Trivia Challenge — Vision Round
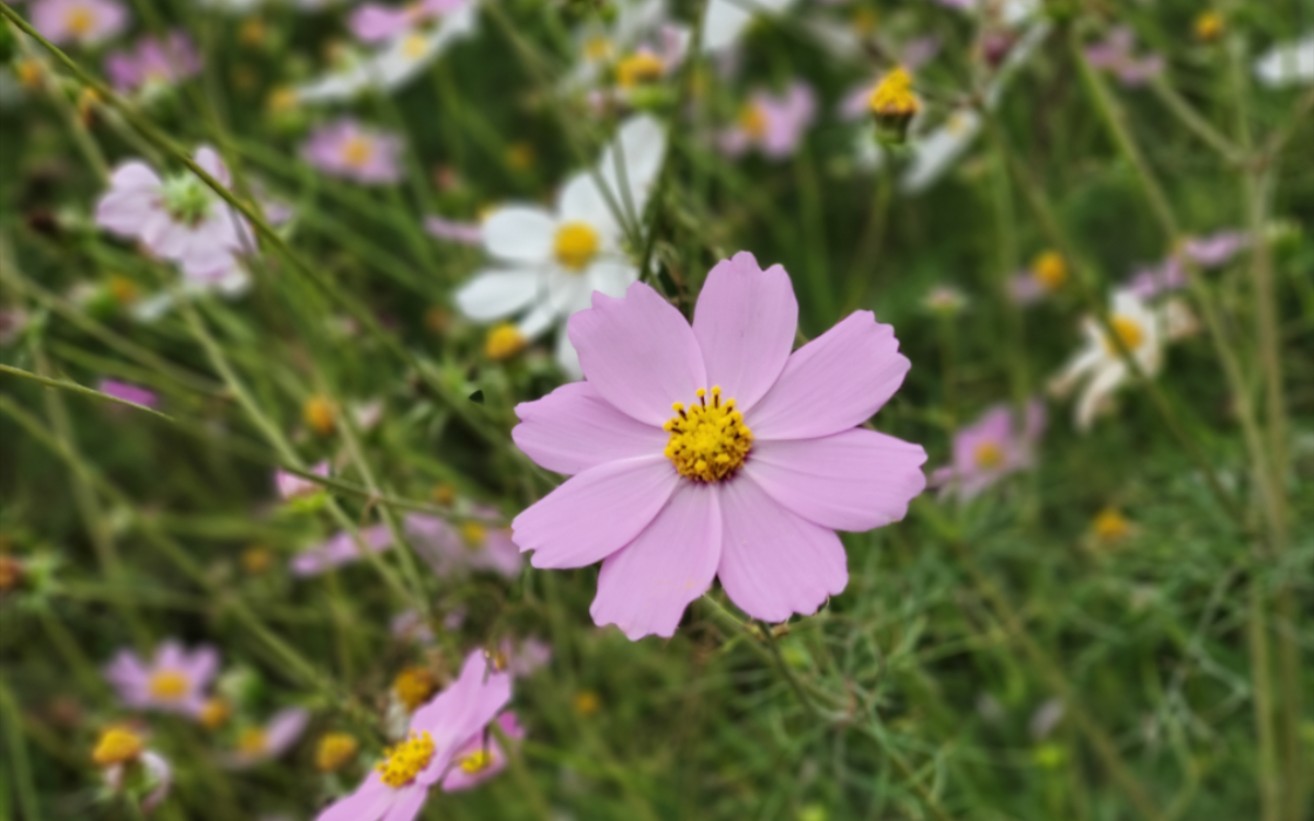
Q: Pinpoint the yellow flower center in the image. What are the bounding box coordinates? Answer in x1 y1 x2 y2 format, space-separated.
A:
973 441 1005 470
315 732 359 772
92 727 144 768
237 727 267 756
376 731 436 788
1105 315 1145 354
484 323 526 360
148 669 189 701
459 748 494 774
572 690 601 717
1194 11 1223 42
663 387 753 483
584 36 613 63
340 135 374 169
869 66 919 118
738 103 768 140
267 86 297 114
16 59 43 89
393 666 438 713
1092 508 1131 543
402 32 429 60
553 221 601 271
459 521 487 550
616 52 665 89
65 6 96 37
505 142 535 171
303 396 336 436
1031 251 1067 291
199 697 231 730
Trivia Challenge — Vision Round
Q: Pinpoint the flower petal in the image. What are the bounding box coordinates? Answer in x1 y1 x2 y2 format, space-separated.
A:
717 477 847 623
748 311 909 440
591 483 722 639
381 788 427 821
482 206 556 263
454 268 542 321
566 283 707 426
692 251 797 411
513 382 667 475
315 775 393 821
744 429 926 532
512 455 678 569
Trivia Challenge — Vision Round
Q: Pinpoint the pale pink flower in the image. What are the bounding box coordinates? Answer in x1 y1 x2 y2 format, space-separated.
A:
301 119 404 185
104 641 220 718
1085 27 1163 87
275 461 330 500
929 401 1045 501
407 511 522 579
225 708 311 769
349 0 467 43
438 713 523 792
31 0 128 46
104 30 200 95
315 650 513 821
511 252 927 638
290 524 393 577
719 83 817 159
98 379 159 408
499 638 551 677
424 215 482 246
1125 230 1248 299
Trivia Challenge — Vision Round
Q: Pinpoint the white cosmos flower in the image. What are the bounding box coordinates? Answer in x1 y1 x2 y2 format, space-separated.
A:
1049 289 1176 430
1254 33 1314 88
295 4 479 103
701 0 796 53
564 0 670 90
454 115 667 374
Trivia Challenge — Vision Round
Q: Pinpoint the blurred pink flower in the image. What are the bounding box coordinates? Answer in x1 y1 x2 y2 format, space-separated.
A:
104 749 172 813
423 215 483 246
511 251 926 638
226 709 311 769
31 0 128 46
407 511 522 579
499 638 551 677
315 650 513 821
275 461 329 500
929 401 1045 501
104 30 200 95
104 640 220 718
349 0 468 43
1125 230 1248 298
439 713 523 792
290 524 393 577
98 378 159 408
719 83 816 159
1085 27 1163 87
301 120 404 185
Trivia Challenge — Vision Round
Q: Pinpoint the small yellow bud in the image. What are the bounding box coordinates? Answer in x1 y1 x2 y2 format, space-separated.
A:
1194 11 1224 43
303 396 336 436
572 689 601 717
92 726 144 768
315 732 359 773
484 324 526 361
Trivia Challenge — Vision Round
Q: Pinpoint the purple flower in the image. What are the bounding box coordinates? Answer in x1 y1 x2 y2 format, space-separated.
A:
103 640 220 718
406 512 522 579
719 83 816 159
1085 27 1164 87
290 524 394 577
31 0 128 46
301 119 404 185
104 30 200 95
226 708 311 769
1125 230 1248 298
929 401 1045 501
423 215 483 246
275 461 329 500
349 0 468 43
98 378 159 408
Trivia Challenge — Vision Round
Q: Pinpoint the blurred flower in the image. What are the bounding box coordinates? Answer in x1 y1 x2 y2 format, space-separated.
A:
1125 230 1247 298
423 214 482 246
302 119 404 185
289 524 392 577
226 708 310 768
275 461 329 500
440 713 522 792
303 395 336 436
572 690 601 717
719 82 816 159
0 308 30 346
104 30 200 98
407 512 522 578
492 637 551 677
868 67 919 142
929 400 1045 501
94 725 172 813
31 0 128 47
1193 11 1224 44
483 323 525 360
0 554 24 595
701 0 796 53
240 545 274 575
95 146 254 289
562 0 687 100
1009 250 1068 304
314 650 512 821
1254 34 1314 87
104 640 220 718
198 696 231 730
511 251 926 638
315 732 359 773
349 0 462 43
1090 506 1133 545
1029 698 1066 739
1084 27 1164 87
97 378 158 408
393 666 439 713
922 285 969 316
455 114 666 375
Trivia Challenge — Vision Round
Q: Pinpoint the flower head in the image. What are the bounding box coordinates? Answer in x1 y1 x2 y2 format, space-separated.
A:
719 83 816 159
104 641 220 717
32 0 129 46
1085 27 1163 87
226 709 310 769
98 379 159 409
929 401 1045 501
1253 34 1314 88
868 66 919 140
510 252 926 638
302 119 404 185
406 511 523 578
104 30 201 97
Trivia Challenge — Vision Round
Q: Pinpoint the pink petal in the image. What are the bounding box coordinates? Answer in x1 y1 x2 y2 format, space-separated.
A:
411 650 511 759
381 788 428 821
566 283 707 426
512 382 667 476
512 455 678 569
590 483 722 639
747 311 909 440
316 775 395 821
716 477 848 623
691 252 798 411
744 429 926 532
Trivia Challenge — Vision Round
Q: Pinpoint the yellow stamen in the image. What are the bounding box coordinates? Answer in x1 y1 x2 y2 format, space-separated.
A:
616 52 665 89
1031 250 1067 292
1092 508 1131 543
484 323 526 360
393 666 438 713
303 396 336 436
572 690 600 717
1194 11 1224 43
340 135 374 169
237 727 267 757
663 387 753 483
459 521 487 551
868 66 919 118
402 33 428 60
459 748 494 774
973 441 1005 470
148 670 189 701
1105 315 1145 354
65 6 96 37
584 36 613 63
375 731 436 788
92 727 144 768
315 732 359 773
199 697 231 730
737 103 768 140
553 221 601 271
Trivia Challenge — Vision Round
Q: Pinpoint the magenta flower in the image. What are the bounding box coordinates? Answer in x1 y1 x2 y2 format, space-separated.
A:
31 0 128 46
719 83 817 159
226 708 311 769
423 214 483 246
95 146 253 286
105 30 201 96
349 0 467 43
511 252 927 639
104 641 220 718
301 119 405 185
1085 27 1164 87
407 512 522 579
315 650 513 821
275 461 330 500
98 378 159 408
929 401 1045 501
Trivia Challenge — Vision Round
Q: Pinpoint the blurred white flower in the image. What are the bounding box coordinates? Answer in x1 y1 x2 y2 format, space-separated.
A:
701 0 796 53
1254 33 1314 88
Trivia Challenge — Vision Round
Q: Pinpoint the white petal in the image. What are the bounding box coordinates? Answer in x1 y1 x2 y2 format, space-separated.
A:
455 268 543 321
482 206 556 263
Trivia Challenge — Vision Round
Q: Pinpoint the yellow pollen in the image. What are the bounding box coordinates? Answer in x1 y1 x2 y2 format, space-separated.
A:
737 103 768 140
65 6 96 37
92 727 144 768
459 521 487 550
553 221 600 271
402 32 428 60
1105 315 1145 354
973 441 1005 470
315 732 359 772
1092 507 1132 543
340 135 374 169
1194 11 1223 43
616 52 665 89
148 670 189 701
484 323 526 360
375 731 436 788
303 395 336 436
572 690 601 717
459 748 494 774
237 727 268 757
393 666 438 713
1031 250 1067 291
663 386 753 483
199 697 231 730
869 66 919 118
584 36 613 63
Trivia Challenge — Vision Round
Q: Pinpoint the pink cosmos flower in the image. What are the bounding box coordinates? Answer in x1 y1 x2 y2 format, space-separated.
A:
349 0 467 43
1125 230 1248 299
104 30 201 96
929 401 1045 501
1085 27 1164 87
301 119 404 185
98 378 159 408
104 640 220 718
31 0 128 46
510 252 927 639
290 524 393 577
438 713 523 792
498 638 551 677
407 511 522 579
275 461 330 500
315 650 513 821
423 215 483 245
719 83 817 159
226 708 311 769
95 146 254 286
